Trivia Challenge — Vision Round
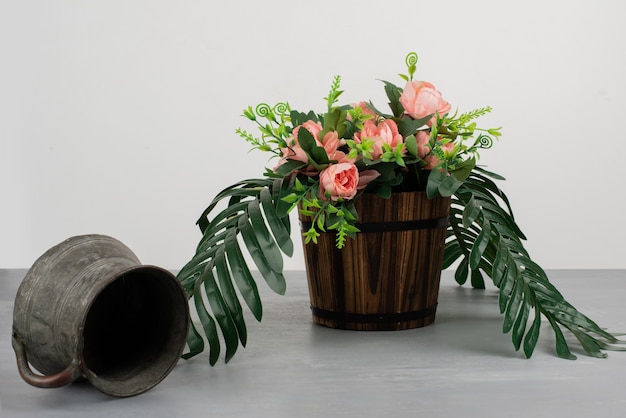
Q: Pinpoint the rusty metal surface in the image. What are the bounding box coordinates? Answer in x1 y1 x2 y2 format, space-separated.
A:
11 235 189 397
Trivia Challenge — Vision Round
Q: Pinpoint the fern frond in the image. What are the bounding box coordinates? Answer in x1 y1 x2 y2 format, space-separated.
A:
176 178 294 365
446 167 623 359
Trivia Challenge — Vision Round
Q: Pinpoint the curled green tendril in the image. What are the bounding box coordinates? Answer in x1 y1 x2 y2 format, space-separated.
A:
273 102 288 114
255 103 271 118
405 52 418 67
477 134 493 149
404 52 419 80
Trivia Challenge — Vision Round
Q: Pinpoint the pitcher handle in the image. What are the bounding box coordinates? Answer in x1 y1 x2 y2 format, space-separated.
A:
12 331 82 388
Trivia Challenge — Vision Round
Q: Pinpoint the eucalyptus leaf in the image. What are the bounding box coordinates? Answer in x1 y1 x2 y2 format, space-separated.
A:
426 169 444 198
404 134 418 157
398 116 433 137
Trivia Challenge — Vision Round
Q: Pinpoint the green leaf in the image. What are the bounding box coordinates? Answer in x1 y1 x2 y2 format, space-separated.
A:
502 282 524 333
274 159 308 177
469 221 491 270
470 268 485 289
375 183 392 199
238 215 286 295
454 257 469 285
398 116 433 137
443 240 463 270
404 134 418 157
298 125 329 167
247 198 283 273
275 177 296 217
567 327 608 358
546 314 577 360
260 188 294 256
225 230 263 321
523 309 541 358
512 292 531 350
214 247 247 348
498 256 517 314
426 169 444 198
201 263 239 363
438 173 464 197
462 196 481 228
491 242 508 287
177 178 296 364
181 319 205 360
290 109 318 126
321 108 348 138
450 157 476 182
192 277 220 365
381 80 403 117
196 179 274 232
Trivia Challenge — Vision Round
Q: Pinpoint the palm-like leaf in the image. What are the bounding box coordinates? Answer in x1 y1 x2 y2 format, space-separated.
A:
445 167 625 359
177 178 294 365
179 170 623 364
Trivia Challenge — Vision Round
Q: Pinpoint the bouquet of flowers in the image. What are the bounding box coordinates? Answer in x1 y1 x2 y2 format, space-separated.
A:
177 53 623 365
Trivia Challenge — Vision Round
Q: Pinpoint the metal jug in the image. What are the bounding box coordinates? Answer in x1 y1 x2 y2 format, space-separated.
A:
12 234 189 397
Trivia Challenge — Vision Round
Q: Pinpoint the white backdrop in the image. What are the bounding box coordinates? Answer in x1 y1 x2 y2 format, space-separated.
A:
1 0 625 270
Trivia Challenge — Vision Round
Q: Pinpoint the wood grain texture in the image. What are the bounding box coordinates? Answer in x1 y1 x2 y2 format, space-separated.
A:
300 192 451 330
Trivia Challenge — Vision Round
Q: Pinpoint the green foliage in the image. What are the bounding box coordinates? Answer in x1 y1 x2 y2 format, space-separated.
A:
399 51 418 81
237 102 292 155
324 75 343 111
177 50 623 365
444 167 625 359
179 170 624 364
381 80 404 118
177 178 294 365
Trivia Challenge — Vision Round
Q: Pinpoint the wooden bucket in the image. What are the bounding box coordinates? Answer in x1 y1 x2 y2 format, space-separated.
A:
300 191 450 331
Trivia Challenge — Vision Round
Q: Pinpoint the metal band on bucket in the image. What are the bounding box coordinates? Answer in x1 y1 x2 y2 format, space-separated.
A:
300 217 448 233
310 304 437 324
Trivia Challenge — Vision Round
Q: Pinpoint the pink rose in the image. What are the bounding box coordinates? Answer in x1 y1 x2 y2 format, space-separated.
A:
415 130 431 159
399 80 451 125
283 120 324 163
441 142 455 158
319 162 360 201
320 131 343 161
353 119 403 160
295 120 323 143
274 120 325 173
422 154 440 170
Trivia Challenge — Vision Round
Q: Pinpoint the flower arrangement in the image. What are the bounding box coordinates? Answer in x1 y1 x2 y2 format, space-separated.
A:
239 52 500 249
177 53 623 365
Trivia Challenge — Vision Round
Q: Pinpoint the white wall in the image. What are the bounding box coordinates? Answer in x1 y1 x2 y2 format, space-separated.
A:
1 0 625 270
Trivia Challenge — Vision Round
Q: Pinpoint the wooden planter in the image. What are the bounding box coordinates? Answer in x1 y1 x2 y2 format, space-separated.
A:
299 191 451 331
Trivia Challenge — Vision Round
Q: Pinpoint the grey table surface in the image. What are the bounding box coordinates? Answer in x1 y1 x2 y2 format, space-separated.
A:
1 268 625 418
